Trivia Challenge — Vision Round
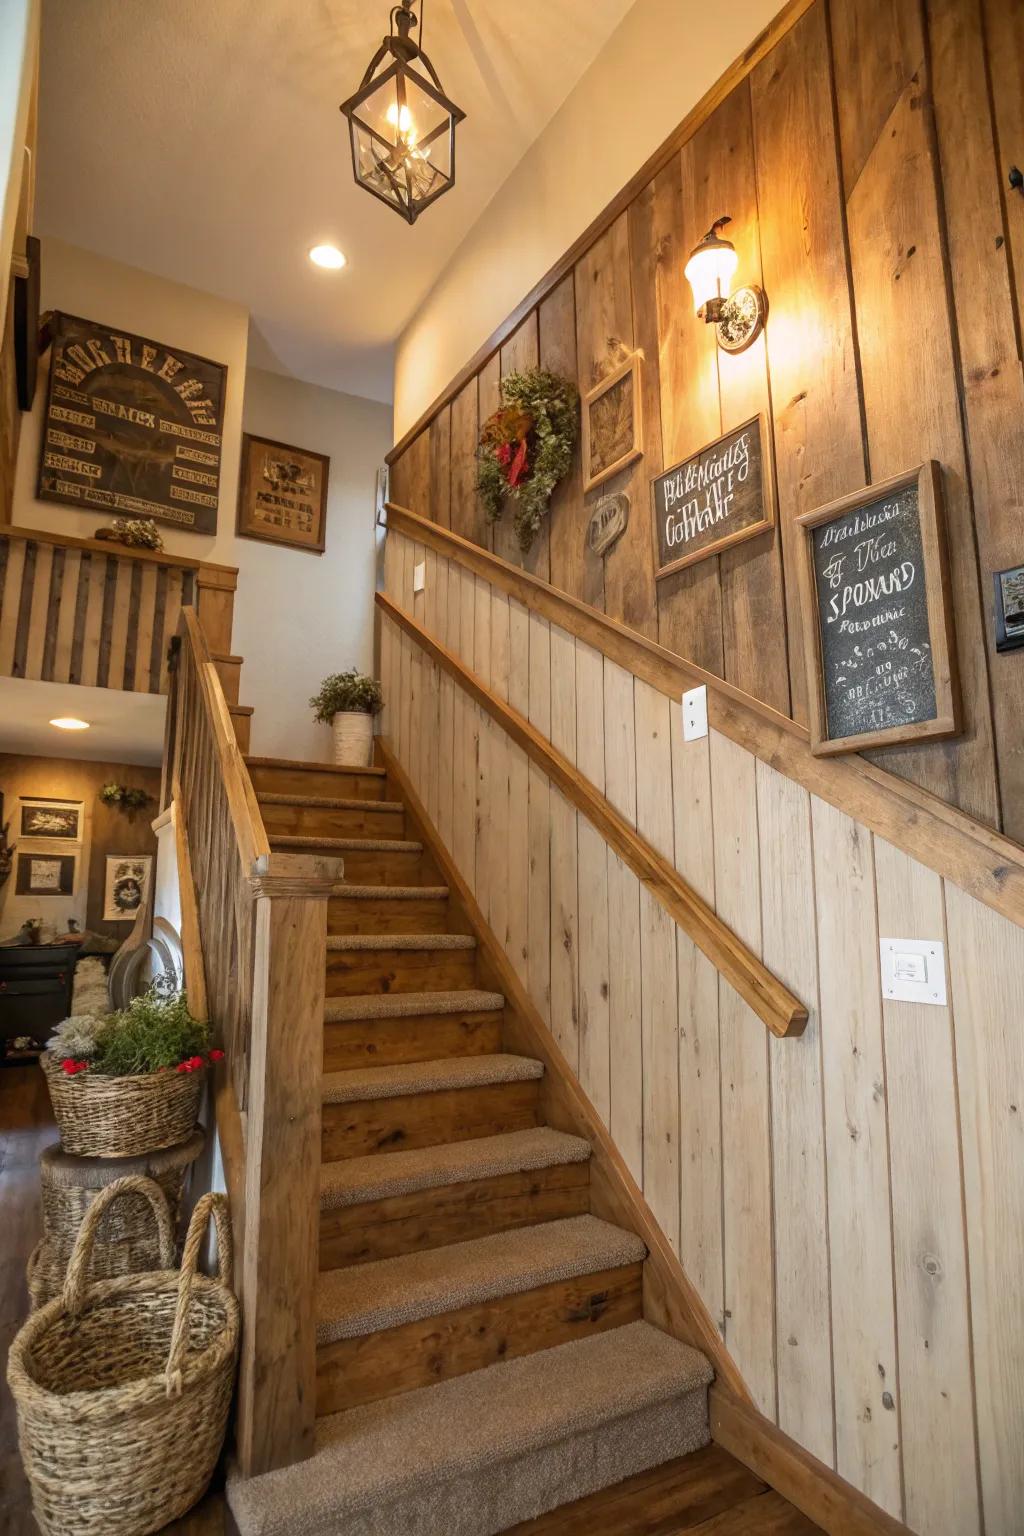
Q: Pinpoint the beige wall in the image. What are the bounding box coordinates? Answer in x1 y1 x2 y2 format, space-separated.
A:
392 0 782 437
0 0 38 322
9 239 392 760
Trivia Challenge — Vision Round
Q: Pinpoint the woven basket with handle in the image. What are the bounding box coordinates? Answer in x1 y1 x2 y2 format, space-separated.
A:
7 1175 239 1536
40 1050 203 1157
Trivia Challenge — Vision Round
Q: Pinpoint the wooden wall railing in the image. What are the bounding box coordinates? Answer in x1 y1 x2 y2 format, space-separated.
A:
164 607 341 1478
0 523 238 697
379 517 1024 1534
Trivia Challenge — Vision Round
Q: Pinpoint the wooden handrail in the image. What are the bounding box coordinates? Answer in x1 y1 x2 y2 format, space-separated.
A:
1 521 238 579
165 606 341 1478
385 503 1024 934
377 590 807 1039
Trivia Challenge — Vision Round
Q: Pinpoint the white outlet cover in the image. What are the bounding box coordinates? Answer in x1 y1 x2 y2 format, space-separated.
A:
682 685 708 741
880 937 947 1006
413 561 425 593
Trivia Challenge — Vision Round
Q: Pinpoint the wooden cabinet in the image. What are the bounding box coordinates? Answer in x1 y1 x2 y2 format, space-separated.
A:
0 944 78 1063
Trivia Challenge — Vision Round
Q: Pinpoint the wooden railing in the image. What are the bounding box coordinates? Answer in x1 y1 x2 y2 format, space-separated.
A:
163 608 342 1478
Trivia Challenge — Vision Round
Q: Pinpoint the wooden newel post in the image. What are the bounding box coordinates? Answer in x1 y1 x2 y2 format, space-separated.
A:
234 851 343 1478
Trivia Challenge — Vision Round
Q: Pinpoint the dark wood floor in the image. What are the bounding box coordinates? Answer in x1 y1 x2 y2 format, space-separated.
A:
0 1066 819 1536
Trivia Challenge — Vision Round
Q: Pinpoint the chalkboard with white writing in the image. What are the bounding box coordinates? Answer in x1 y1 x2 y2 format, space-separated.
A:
797 463 960 756
651 414 774 579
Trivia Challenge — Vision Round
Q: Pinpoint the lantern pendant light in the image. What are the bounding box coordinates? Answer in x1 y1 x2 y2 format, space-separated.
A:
684 216 767 354
340 0 465 225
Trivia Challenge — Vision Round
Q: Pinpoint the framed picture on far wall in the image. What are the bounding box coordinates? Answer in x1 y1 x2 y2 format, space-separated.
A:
237 432 329 553
581 352 643 494
103 854 152 922
19 798 83 841
15 852 76 896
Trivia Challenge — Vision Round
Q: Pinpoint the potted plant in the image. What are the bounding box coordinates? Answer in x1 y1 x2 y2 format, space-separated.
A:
310 669 383 767
41 985 222 1157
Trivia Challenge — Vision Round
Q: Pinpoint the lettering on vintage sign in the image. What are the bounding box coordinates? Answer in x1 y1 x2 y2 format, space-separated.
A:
651 415 774 579
37 312 226 534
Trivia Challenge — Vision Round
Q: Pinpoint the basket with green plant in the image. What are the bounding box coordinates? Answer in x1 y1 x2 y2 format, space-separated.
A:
41 985 222 1158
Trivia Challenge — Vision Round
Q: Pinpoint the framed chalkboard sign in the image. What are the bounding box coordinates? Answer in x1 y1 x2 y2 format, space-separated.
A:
796 462 960 756
37 311 227 536
651 414 775 580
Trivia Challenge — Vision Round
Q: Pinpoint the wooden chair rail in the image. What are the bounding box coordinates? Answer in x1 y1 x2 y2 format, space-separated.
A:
377 591 807 1039
384 505 1024 934
2 521 237 578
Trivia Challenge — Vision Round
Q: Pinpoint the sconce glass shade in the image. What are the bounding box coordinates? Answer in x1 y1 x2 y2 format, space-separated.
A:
684 229 739 315
340 4 465 225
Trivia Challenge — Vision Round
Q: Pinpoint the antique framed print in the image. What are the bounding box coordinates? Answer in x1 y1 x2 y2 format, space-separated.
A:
581 354 643 494
993 564 1024 653
796 461 961 756
19 799 83 841
237 433 330 553
37 311 227 535
651 414 776 580
103 854 153 921
15 852 76 896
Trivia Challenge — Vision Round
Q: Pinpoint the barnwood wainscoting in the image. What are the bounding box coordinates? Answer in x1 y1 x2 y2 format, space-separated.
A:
379 519 1024 1535
387 0 1024 846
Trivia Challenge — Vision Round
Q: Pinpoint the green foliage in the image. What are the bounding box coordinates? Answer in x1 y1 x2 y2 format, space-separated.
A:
477 368 579 552
309 669 384 723
100 782 151 812
88 988 210 1077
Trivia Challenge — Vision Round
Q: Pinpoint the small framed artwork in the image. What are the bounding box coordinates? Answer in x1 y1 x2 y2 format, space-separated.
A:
796 461 960 756
581 354 643 494
19 798 82 841
103 854 153 922
375 464 389 528
993 565 1024 653
237 432 329 553
15 852 76 896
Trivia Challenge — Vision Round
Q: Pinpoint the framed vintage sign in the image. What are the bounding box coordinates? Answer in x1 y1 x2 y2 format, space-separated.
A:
103 854 152 922
37 312 226 535
581 353 643 494
15 852 76 897
19 799 82 841
796 462 960 756
237 433 330 553
651 414 774 580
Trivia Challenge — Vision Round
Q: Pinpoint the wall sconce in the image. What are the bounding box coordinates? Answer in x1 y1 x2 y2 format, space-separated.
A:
684 216 767 354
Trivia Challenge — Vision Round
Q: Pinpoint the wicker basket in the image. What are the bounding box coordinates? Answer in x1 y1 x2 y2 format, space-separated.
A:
8 1175 239 1536
26 1133 205 1309
41 1051 204 1157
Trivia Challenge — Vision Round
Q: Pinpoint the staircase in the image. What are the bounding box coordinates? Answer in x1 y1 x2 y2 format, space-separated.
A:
227 753 715 1536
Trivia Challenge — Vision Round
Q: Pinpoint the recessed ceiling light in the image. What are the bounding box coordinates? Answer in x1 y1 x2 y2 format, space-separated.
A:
49 717 90 730
309 244 347 270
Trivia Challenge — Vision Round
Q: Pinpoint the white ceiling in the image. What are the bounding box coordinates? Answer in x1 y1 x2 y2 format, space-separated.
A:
35 0 638 404
0 678 166 765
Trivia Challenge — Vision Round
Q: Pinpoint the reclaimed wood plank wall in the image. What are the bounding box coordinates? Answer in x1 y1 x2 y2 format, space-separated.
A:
381 524 1024 1534
388 0 1024 844
0 530 194 693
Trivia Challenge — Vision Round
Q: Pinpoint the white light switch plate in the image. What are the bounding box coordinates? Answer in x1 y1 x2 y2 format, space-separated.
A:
682 685 708 741
413 561 425 593
880 937 947 1006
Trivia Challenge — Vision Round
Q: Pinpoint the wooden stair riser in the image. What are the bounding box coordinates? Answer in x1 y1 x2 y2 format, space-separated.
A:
324 947 479 997
315 1262 644 1415
321 1080 541 1161
260 802 407 840
277 844 432 885
319 1162 592 1270
247 763 390 801
323 1010 503 1071
327 894 457 936
230 708 252 754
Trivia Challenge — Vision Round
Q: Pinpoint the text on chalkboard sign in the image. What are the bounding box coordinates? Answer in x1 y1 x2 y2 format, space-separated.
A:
651 414 774 579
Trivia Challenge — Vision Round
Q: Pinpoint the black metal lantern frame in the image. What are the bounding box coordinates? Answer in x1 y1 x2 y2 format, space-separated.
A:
340 1 465 225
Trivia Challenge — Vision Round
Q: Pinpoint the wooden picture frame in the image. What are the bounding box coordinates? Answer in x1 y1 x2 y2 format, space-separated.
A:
581 353 643 494
796 461 961 756
102 853 152 922
237 433 330 554
650 413 776 580
15 852 76 896
19 799 82 841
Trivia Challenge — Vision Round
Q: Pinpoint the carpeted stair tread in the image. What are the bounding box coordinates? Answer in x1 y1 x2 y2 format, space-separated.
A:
322 1052 541 1104
316 1215 646 1342
331 882 449 899
324 988 503 1022
227 1321 713 1536
245 754 387 775
257 792 405 812
326 932 476 952
319 1127 591 1209
272 834 423 852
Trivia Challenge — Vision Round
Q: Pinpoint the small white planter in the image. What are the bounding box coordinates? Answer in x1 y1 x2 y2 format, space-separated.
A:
332 710 374 767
